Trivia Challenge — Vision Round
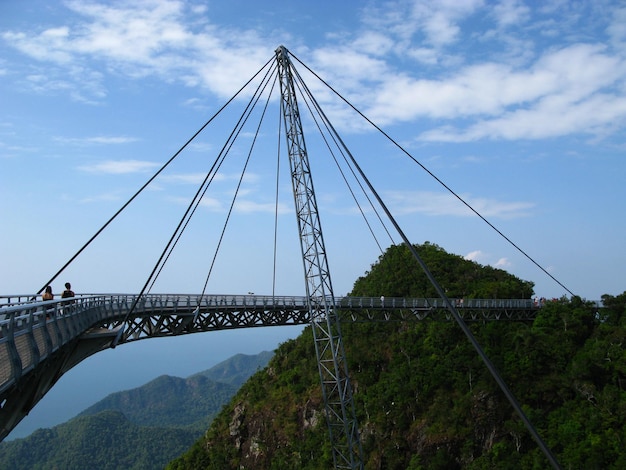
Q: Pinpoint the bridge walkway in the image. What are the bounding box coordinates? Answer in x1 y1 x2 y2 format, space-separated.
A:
0 293 539 440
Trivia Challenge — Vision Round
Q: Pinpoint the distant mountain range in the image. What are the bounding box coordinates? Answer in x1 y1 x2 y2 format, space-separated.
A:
0 351 273 470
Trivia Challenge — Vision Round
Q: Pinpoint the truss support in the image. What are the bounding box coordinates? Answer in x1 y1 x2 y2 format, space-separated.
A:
275 45 363 470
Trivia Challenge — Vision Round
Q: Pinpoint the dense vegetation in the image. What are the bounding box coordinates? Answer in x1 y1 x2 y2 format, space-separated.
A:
0 411 198 470
168 243 626 469
0 353 272 470
351 242 535 299
79 375 237 431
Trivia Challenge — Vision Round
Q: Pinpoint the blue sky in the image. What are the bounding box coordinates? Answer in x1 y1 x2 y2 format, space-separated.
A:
2 0 626 438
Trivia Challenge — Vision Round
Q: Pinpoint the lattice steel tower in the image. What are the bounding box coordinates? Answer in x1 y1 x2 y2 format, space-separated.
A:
275 46 363 469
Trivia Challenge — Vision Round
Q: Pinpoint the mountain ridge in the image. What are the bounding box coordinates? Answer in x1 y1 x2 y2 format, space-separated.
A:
167 243 626 469
0 351 274 469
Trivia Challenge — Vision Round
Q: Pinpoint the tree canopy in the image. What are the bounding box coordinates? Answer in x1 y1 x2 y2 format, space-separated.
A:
350 242 535 299
168 243 626 469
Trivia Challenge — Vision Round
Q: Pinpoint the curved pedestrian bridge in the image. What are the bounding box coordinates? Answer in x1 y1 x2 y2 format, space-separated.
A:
0 293 538 440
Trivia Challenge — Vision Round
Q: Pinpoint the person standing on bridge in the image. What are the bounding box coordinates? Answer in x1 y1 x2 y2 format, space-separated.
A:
61 282 75 312
42 285 54 318
42 285 53 301
61 282 74 299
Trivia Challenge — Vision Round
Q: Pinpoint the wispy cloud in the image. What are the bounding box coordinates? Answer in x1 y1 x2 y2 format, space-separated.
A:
465 250 484 262
55 135 138 145
166 192 290 215
494 257 511 268
166 194 224 211
415 44 626 141
465 250 511 269
234 199 291 214
383 190 534 219
2 0 626 141
160 171 259 185
337 2 626 140
77 189 127 203
78 159 159 174
1 0 272 101
161 172 214 185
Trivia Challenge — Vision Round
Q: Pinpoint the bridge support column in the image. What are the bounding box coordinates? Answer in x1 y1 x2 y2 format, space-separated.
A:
275 45 363 469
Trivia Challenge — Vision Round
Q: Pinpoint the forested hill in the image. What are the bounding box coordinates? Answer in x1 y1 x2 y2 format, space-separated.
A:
350 242 534 299
168 242 626 469
0 352 273 470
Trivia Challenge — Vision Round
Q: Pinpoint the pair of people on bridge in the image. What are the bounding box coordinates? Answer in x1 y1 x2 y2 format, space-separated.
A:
42 282 74 301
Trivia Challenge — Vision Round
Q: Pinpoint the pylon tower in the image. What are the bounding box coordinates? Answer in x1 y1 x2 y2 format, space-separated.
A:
275 46 363 469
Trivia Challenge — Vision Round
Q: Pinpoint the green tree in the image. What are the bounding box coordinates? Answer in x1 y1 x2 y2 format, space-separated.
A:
168 245 626 469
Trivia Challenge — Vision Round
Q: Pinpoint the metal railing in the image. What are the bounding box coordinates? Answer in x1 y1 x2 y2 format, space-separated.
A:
0 293 546 394
0 292 595 441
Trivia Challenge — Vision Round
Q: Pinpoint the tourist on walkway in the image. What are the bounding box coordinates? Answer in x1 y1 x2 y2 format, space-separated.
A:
42 286 53 301
61 282 74 299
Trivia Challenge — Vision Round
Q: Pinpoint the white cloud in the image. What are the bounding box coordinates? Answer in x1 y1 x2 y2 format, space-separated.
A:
166 193 290 215
64 0 192 62
351 3 626 141
155 171 259 190
197 195 223 211
3 0 626 142
494 257 511 268
78 159 160 174
383 190 533 219
78 190 127 203
465 250 511 269
161 172 215 185
607 7 626 45
368 53 569 123
234 199 292 214
403 44 626 141
55 136 138 145
351 31 395 57
424 92 626 141
368 0 485 46
22 65 106 103
3 28 74 63
2 0 273 100
465 250 483 262
492 0 531 28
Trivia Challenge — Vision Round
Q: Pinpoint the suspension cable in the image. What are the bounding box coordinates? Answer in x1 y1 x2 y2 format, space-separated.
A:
272 99 283 298
287 52 562 470
145 62 277 303
294 66 432 303
116 60 278 327
146 62 280 294
200 72 278 296
291 66 441 302
289 52 575 298
37 55 276 296
291 71 395 253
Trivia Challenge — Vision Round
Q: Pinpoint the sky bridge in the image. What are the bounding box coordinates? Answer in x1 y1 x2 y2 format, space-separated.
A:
0 293 542 441
0 46 573 468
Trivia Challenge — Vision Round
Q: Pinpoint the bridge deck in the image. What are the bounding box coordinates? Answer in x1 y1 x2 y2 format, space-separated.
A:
0 293 540 440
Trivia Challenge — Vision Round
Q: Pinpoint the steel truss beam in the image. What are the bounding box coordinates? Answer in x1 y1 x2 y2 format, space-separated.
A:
0 293 541 441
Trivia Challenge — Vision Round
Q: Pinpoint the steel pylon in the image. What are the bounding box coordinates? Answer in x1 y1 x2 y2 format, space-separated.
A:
275 45 363 469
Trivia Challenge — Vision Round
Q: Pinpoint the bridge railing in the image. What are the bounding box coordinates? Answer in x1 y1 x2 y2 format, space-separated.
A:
0 294 548 324
0 295 109 395
0 295 544 351
336 296 538 309
1 293 596 403
0 293 546 341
